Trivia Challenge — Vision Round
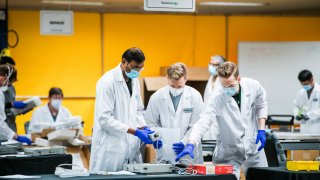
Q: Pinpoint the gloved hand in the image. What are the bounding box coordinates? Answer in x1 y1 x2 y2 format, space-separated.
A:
13 101 28 109
142 126 152 132
175 144 194 162
173 142 185 155
153 140 162 149
255 130 266 151
134 129 154 144
296 114 309 121
16 135 32 145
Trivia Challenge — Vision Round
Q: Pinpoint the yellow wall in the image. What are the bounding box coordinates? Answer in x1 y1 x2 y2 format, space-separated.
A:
8 10 101 135
6 11 320 135
103 14 226 73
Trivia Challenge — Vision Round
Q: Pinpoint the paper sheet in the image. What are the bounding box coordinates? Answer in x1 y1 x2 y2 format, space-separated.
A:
155 128 180 164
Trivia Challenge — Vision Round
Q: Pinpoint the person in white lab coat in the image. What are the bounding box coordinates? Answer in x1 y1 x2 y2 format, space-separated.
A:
0 64 31 145
90 47 154 173
144 62 204 164
203 55 225 142
176 62 268 179
28 87 72 133
294 70 320 134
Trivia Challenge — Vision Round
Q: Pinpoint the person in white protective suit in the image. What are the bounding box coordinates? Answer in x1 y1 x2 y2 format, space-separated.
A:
293 69 320 134
28 87 72 133
0 64 31 145
203 55 225 142
176 62 268 179
144 62 204 164
90 47 155 173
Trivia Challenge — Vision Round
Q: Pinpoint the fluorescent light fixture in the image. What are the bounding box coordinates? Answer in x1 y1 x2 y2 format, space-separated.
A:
200 2 267 6
42 0 104 6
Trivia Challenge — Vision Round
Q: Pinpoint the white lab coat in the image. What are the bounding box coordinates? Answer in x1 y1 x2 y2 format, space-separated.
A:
144 85 204 164
0 91 15 140
28 104 72 133
203 75 219 141
189 77 268 179
293 82 320 134
90 64 146 173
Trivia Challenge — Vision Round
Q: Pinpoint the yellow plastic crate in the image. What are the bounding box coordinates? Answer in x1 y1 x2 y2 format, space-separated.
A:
286 161 320 171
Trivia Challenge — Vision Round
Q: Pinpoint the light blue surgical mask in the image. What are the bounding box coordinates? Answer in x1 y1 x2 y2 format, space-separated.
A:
223 84 239 97
208 65 217 76
303 84 312 91
125 69 140 79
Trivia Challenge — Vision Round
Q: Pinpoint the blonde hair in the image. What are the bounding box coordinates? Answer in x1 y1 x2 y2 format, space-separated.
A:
217 62 239 79
167 62 187 80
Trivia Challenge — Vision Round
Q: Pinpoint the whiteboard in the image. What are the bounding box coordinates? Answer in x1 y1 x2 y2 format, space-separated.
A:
238 42 320 115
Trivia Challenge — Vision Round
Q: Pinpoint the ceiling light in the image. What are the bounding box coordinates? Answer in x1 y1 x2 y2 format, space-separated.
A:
42 0 104 6
200 2 267 6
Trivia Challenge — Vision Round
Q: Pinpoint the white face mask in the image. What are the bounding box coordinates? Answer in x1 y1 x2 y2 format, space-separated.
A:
169 86 184 97
51 99 62 110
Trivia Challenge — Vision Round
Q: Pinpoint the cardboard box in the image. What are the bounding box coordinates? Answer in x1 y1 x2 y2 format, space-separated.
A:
145 144 156 163
292 150 320 161
189 164 233 175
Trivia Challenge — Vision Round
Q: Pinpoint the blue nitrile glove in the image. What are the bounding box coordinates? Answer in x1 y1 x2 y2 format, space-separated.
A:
143 126 152 132
173 142 185 155
16 135 32 145
255 130 266 151
175 144 194 162
13 101 28 109
134 129 154 144
153 140 163 149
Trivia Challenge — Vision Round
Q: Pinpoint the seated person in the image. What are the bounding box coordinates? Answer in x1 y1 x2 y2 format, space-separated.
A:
28 87 72 133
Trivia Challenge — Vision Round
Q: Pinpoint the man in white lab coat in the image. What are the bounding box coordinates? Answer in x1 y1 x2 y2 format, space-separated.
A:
90 47 154 173
28 87 72 133
144 62 204 164
203 55 225 141
294 70 320 134
176 62 268 179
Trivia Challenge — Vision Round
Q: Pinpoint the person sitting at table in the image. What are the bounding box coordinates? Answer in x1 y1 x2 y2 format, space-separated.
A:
28 87 72 133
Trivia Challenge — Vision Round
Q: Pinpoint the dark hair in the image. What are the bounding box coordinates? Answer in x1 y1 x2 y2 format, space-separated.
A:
0 64 17 83
298 70 313 82
0 56 16 65
49 87 64 98
122 47 145 64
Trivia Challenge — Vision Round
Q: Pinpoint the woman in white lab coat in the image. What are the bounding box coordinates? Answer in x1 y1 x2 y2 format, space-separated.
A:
176 62 268 179
144 62 204 164
294 70 320 134
203 55 225 141
0 64 31 145
28 87 72 133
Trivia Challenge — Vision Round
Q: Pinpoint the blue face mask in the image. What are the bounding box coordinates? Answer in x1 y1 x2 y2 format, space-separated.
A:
125 69 140 79
223 84 239 97
208 65 217 75
303 84 312 91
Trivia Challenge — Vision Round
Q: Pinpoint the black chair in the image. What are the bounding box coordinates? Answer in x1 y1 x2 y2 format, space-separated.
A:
266 115 294 132
264 131 286 167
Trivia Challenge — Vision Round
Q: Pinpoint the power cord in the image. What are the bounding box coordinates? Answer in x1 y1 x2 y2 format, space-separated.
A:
55 164 89 178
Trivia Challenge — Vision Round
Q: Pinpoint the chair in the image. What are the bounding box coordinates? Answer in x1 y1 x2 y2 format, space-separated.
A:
264 131 286 167
266 115 294 132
